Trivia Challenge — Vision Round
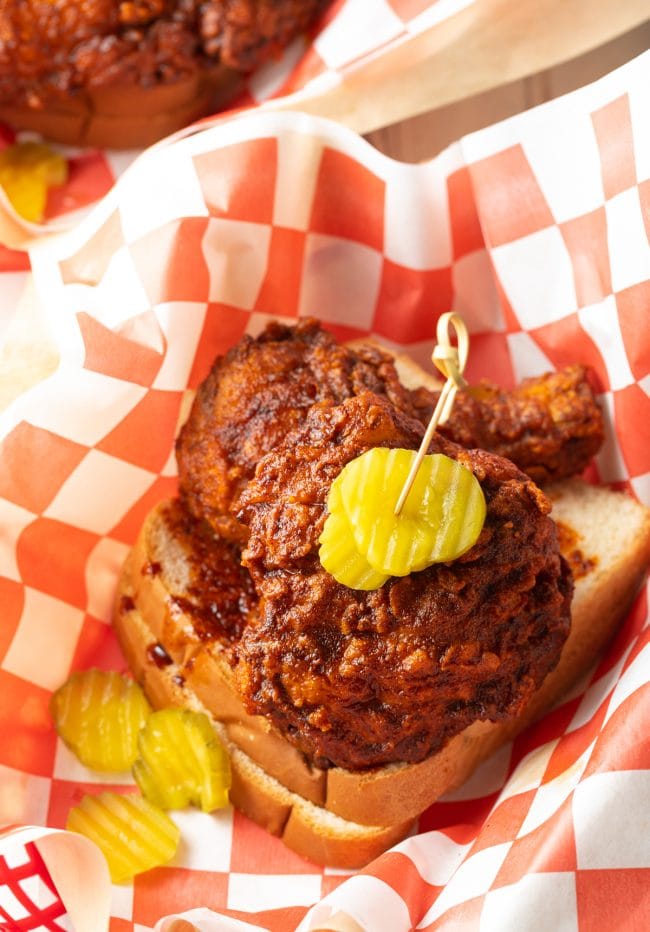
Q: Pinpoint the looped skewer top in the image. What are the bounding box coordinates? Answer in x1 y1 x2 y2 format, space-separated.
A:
394 312 469 516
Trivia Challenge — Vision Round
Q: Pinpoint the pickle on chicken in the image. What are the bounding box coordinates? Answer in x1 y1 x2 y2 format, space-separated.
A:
320 447 485 588
319 480 388 590
337 448 486 577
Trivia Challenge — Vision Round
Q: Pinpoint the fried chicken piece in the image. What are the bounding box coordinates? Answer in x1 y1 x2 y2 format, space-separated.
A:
414 366 604 485
177 320 603 543
231 393 573 771
0 0 329 108
200 0 331 68
177 319 419 542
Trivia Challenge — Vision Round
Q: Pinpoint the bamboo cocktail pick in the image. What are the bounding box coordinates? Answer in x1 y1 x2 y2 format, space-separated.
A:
394 312 469 516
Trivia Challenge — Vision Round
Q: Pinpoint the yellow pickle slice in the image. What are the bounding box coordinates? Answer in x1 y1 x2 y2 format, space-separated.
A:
319 481 389 590
320 448 486 588
0 141 68 222
66 791 179 884
51 669 151 771
133 708 231 812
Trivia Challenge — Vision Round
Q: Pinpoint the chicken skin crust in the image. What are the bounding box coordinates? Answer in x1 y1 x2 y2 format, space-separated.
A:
414 366 604 486
0 0 329 109
232 393 573 771
177 319 603 543
177 319 421 542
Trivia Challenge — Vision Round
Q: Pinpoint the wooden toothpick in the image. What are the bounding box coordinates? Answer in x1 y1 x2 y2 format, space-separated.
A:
394 312 469 516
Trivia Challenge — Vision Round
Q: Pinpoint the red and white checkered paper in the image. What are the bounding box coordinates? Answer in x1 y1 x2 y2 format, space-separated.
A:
0 0 476 345
1 49 650 932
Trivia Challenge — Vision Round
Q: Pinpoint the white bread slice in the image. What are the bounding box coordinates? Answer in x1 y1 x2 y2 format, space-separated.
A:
113 347 650 862
118 521 330 807
115 591 415 869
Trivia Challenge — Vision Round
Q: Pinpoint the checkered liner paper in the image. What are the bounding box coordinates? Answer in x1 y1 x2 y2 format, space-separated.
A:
0 0 476 319
1 45 649 932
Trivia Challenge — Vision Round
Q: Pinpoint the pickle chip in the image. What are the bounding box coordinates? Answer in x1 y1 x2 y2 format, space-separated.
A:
341 449 486 575
320 448 486 588
133 708 231 813
0 141 68 222
66 791 179 884
319 482 389 590
51 669 151 772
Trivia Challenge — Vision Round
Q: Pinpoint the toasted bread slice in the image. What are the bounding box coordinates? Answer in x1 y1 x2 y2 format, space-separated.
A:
115 592 415 869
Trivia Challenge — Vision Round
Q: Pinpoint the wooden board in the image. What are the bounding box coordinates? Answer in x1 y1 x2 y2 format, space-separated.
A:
365 17 650 162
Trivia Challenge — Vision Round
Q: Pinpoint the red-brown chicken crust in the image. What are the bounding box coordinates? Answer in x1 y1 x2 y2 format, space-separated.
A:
420 365 604 485
176 321 603 546
176 319 420 542
232 393 573 771
173 321 600 770
0 0 329 108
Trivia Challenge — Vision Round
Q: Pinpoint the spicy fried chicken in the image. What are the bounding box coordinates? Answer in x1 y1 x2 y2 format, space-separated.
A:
171 319 605 770
177 319 421 542
417 366 604 485
0 0 329 110
177 319 604 542
232 393 573 770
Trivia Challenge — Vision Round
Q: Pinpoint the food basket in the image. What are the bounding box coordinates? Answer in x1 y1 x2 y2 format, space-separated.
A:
0 4 649 930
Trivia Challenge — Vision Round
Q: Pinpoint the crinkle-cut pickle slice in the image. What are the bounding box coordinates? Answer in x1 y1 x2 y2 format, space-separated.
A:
51 669 151 772
0 141 68 222
339 448 486 578
66 791 179 884
133 708 231 813
319 482 389 591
